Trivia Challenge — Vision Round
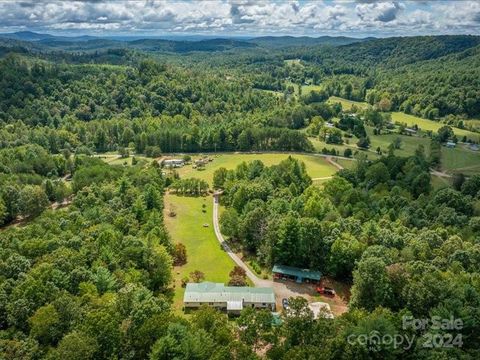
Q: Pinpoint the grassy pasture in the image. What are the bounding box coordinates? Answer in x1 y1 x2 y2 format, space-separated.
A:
301 84 323 95
173 153 338 185
391 112 479 141
431 175 451 190
327 96 369 110
285 81 322 97
441 145 480 175
163 194 236 313
366 127 431 158
327 96 479 140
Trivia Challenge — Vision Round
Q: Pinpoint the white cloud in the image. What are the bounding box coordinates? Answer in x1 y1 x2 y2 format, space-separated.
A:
0 1 478 36
356 1 404 23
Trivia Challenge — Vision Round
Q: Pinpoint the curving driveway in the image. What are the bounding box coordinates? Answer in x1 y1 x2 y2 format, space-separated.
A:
212 193 270 287
212 193 316 306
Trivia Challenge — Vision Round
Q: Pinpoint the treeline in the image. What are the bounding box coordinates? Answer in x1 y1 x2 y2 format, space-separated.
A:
0 53 321 154
169 178 209 196
228 35 480 120
0 144 72 225
0 159 268 359
217 153 480 356
0 54 278 125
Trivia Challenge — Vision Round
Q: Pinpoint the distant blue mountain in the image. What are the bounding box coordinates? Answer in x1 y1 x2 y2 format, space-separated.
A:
0 31 371 48
0 31 97 42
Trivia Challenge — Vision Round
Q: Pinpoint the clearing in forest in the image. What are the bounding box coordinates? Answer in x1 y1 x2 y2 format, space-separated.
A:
173 153 338 185
164 194 235 312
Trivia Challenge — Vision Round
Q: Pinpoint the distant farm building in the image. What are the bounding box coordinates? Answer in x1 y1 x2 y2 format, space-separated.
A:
404 128 417 135
446 141 456 148
183 282 275 314
272 264 321 284
163 159 184 168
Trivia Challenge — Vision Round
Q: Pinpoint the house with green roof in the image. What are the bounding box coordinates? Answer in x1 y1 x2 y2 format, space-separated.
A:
272 264 321 284
183 282 275 314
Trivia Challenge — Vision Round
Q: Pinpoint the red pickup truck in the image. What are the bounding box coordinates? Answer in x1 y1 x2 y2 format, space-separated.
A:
316 286 336 296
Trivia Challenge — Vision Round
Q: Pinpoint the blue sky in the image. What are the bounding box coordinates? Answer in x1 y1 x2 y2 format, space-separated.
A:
0 1 479 37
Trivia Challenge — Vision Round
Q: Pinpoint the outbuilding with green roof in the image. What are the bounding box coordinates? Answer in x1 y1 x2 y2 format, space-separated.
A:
272 264 321 284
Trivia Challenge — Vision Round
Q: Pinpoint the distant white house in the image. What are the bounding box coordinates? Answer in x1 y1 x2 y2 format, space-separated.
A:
163 159 184 168
446 141 456 148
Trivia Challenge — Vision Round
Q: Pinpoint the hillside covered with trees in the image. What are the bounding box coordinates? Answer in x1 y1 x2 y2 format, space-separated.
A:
1 32 480 359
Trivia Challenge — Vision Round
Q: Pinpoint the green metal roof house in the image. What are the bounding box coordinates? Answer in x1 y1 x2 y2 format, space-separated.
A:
272 264 321 283
183 282 276 313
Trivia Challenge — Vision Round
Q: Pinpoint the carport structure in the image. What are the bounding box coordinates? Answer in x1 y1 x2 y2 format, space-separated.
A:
272 264 321 284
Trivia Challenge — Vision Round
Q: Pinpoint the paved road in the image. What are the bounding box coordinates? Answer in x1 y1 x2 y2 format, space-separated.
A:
212 194 318 307
212 194 270 287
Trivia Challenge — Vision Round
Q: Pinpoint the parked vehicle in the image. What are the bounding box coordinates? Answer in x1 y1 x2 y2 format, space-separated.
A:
282 298 289 309
316 286 336 296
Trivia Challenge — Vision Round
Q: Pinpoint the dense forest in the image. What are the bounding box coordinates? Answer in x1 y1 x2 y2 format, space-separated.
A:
218 155 480 358
1 32 480 359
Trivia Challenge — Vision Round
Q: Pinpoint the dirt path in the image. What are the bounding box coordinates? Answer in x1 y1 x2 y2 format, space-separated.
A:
326 156 344 170
312 176 334 181
0 198 72 231
430 168 452 178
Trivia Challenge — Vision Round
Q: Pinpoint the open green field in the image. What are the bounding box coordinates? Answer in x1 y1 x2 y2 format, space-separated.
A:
431 175 451 190
301 84 323 95
164 194 235 313
173 153 338 185
96 153 150 166
285 81 322 96
327 96 369 110
335 158 356 170
391 112 479 141
366 127 431 158
309 137 359 156
441 145 480 175
327 96 480 141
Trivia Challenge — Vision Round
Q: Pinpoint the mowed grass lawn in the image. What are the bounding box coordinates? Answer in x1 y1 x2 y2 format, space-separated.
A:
366 127 431 158
285 81 322 96
163 194 235 313
391 112 479 141
327 96 480 141
97 154 150 166
441 146 480 175
328 96 369 110
174 153 338 184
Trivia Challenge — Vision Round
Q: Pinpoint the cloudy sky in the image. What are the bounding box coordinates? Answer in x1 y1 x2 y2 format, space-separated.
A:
1 1 479 37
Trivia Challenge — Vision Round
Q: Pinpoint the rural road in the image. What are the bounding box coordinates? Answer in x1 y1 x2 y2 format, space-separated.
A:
325 156 344 170
212 193 270 287
211 155 344 288
212 193 321 308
